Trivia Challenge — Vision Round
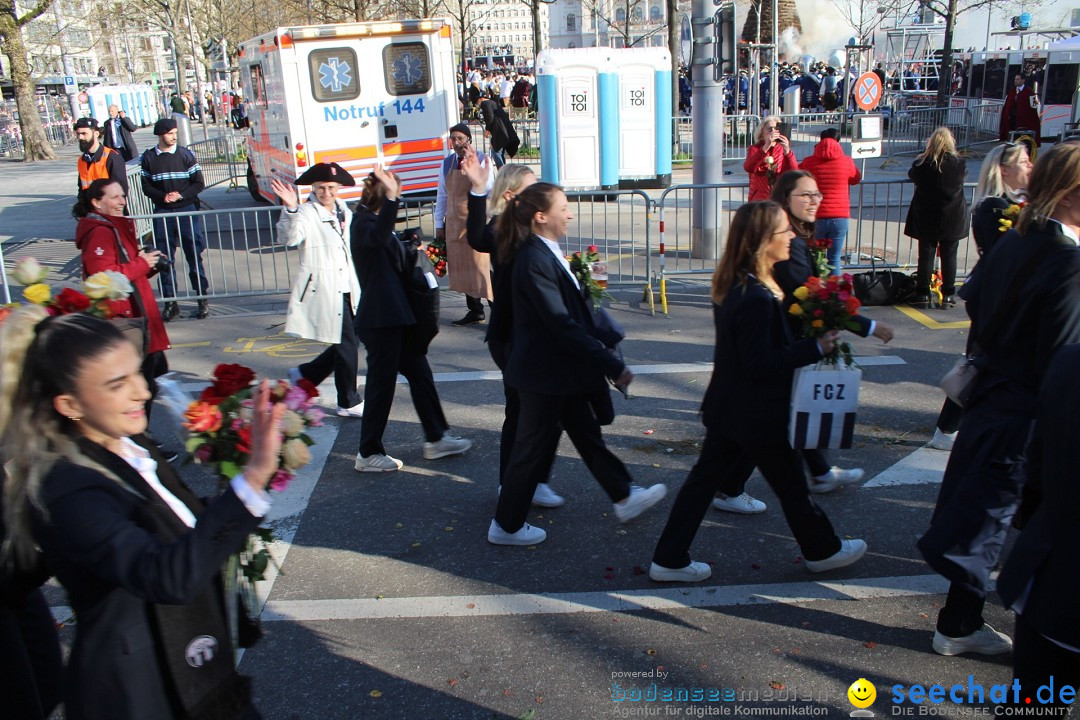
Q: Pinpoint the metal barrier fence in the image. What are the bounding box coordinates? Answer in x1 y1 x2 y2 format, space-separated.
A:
466 119 541 166
656 179 982 281
0 121 77 160
187 133 248 190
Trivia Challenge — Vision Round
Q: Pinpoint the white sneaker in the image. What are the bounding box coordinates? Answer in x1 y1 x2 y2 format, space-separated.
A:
532 483 565 508
712 492 767 514
930 427 957 451
337 401 364 418
613 484 667 523
423 434 473 460
487 519 547 546
932 623 1013 656
649 561 712 583
805 539 867 572
809 467 864 494
354 453 403 472
288 367 303 386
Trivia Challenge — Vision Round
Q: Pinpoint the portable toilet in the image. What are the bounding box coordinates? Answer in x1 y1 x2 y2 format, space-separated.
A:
536 47 619 191
613 47 672 189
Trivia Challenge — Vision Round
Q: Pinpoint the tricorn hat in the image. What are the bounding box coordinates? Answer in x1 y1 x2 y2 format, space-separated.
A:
295 162 356 186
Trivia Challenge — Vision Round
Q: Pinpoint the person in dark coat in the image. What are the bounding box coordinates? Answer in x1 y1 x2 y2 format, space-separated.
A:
930 142 1032 452
903 127 969 308
0 483 63 720
917 142 1080 658
488 182 667 546
998 73 1041 143
712 171 893 514
650 201 867 583
350 165 472 473
997 344 1080 710
102 104 138 161
0 309 287 720
478 98 519 169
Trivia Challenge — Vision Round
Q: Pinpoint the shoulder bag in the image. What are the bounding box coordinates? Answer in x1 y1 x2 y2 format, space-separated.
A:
850 257 917 306
100 221 151 356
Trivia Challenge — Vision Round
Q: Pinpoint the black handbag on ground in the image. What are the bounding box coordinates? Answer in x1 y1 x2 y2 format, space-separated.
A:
851 258 917 306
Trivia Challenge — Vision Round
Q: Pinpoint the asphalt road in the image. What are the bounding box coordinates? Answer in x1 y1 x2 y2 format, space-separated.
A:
1 138 1032 720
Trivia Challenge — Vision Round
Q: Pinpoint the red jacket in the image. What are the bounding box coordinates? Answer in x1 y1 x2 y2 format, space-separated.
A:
744 143 799 201
799 137 861 219
75 214 171 355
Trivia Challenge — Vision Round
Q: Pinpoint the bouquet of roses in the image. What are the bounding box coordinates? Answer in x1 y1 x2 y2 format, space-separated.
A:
424 234 447 277
6 256 133 318
808 237 833 278
568 244 612 308
788 274 862 366
183 363 324 582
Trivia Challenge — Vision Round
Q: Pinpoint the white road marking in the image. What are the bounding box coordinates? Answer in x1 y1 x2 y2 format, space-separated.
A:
260 573 950 622
864 446 950 487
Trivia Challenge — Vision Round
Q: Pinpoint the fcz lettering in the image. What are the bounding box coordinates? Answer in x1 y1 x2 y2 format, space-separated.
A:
812 383 845 401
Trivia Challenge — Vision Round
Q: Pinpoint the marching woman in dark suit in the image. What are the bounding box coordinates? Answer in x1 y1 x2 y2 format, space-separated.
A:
997 344 1080 710
918 142 1080 658
712 171 893 514
488 182 667 546
0 307 286 720
459 150 569 505
351 165 472 473
650 201 868 582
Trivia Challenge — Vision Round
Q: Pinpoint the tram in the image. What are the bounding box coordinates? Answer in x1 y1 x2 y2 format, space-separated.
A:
948 37 1080 143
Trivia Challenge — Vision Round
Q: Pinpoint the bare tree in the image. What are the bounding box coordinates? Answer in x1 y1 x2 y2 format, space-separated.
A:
443 0 493 79
829 0 913 43
585 0 663 47
385 0 446 18
0 0 60 160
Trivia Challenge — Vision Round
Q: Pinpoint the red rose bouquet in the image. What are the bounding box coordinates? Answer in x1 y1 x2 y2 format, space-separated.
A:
808 237 833 278
183 363 324 583
424 235 447 277
788 274 862 366
7 256 133 318
568 244 611 308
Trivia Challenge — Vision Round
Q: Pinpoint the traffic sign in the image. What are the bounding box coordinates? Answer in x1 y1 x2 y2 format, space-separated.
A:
63 74 77 94
854 71 882 111
77 91 89 103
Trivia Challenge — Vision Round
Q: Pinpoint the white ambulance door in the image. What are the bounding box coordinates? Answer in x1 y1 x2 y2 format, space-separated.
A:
291 39 381 202
378 36 452 195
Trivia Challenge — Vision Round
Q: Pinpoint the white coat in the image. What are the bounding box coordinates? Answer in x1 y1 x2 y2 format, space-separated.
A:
276 198 360 344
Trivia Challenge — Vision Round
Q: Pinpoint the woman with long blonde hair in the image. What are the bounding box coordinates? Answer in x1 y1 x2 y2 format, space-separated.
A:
650 201 866 583
904 126 968 308
743 115 799 201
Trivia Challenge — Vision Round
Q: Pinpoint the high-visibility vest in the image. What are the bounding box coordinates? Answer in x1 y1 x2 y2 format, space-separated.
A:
78 146 117 190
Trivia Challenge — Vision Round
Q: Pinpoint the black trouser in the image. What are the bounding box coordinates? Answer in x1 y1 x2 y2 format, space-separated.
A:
717 448 830 497
1014 612 1080 711
0 589 63 720
298 295 361 409
153 205 209 300
495 390 633 533
918 398 1031 637
936 397 963 434
654 429 842 569
356 325 447 457
916 237 960 297
141 350 168 421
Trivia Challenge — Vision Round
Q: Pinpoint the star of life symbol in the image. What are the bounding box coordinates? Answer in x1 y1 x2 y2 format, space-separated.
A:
392 53 423 85
319 57 353 93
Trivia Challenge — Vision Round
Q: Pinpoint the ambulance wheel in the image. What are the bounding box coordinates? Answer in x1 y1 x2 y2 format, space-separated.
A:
247 161 269 204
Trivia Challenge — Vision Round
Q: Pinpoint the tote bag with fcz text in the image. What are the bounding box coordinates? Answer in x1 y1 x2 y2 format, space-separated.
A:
789 364 862 449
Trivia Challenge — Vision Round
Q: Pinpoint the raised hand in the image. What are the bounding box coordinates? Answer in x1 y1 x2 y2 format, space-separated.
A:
244 380 287 491
271 178 299 209
372 164 401 202
460 146 489 193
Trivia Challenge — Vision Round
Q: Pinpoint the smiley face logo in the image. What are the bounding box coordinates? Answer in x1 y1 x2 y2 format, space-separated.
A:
848 678 877 709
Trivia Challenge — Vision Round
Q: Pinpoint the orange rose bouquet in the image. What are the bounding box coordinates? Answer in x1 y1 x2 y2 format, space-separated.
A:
788 274 862 366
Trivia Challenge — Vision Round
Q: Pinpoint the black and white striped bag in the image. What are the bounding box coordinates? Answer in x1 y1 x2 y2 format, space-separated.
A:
789 364 861 450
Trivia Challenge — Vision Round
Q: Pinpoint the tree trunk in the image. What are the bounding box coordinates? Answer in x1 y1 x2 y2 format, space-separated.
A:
936 0 958 108
0 16 58 161
531 0 542 63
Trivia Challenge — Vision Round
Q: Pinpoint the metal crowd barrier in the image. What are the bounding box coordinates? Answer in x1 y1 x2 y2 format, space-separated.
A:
187 133 247 190
656 179 982 281
128 206 297 303
881 106 972 159
466 119 541 166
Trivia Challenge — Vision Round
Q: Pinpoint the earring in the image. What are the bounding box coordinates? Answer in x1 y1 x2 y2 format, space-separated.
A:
67 416 81 422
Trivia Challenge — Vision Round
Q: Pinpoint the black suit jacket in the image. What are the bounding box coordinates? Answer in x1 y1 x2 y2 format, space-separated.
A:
503 235 624 396
997 344 1080 647
701 279 822 446
351 198 416 329
31 436 259 720
969 195 1010 256
963 221 1080 406
102 116 138 161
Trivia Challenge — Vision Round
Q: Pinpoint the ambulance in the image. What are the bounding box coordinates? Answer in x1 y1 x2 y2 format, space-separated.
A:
239 18 458 203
